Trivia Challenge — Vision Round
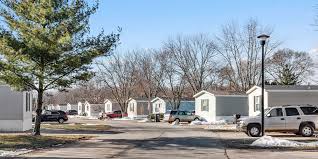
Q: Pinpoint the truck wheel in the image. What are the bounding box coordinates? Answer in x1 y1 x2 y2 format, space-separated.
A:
247 124 261 137
300 124 314 137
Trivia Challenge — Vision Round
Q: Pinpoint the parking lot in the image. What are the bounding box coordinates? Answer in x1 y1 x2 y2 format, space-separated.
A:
20 118 318 159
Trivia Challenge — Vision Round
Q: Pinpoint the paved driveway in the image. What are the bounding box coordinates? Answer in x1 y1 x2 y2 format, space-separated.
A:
17 119 318 159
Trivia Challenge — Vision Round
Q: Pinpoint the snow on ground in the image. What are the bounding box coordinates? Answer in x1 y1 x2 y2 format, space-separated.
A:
251 136 318 148
0 149 32 157
190 120 227 126
113 117 133 121
170 120 179 125
189 121 211 125
138 118 151 123
68 115 87 119
83 123 98 126
210 120 226 125
205 124 237 130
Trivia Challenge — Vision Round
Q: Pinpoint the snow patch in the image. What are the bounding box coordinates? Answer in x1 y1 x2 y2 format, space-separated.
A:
189 121 211 125
113 117 133 121
0 149 32 157
83 123 98 126
138 118 151 123
251 136 318 148
210 120 226 125
205 124 237 130
170 120 179 125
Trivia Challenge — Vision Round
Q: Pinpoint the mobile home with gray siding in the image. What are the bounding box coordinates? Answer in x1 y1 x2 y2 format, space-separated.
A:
0 85 33 131
194 90 248 122
247 85 318 116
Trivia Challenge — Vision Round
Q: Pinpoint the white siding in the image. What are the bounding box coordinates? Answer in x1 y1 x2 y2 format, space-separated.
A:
105 101 112 113
248 87 269 116
195 93 216 122
152 98 166 114
127 100 137 118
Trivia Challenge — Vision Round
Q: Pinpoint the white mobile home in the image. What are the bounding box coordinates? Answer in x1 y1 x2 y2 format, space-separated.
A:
247 85 318 116
151 97 195 114
0 85 33 131
193 90 248 122
84 101 104 117
127 98 151 118
104 99 121 113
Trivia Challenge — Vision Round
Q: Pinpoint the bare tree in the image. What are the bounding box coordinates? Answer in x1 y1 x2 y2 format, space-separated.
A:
266 49 314 84
215 19 281 92
134 50 165 113
97 54 138 113
163 34 219 94
156 50 187 110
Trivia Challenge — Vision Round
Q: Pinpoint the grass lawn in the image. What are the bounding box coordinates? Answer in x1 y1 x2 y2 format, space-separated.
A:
0 135 90 150
41 123 111 131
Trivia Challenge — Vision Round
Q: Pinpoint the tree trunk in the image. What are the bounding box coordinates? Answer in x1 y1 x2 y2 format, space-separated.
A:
33 90 43 136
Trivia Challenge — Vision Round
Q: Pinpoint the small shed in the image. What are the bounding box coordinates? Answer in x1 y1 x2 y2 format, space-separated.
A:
246 85 318 116
0 85 33 131
151 97 195 114
67 103 78 111
84 101 104 117
193 90 248 122
127 98 151 118
56 104 67 112
104 99 121 113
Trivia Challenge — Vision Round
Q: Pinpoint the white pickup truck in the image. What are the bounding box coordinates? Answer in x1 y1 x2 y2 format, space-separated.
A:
239 105 318 137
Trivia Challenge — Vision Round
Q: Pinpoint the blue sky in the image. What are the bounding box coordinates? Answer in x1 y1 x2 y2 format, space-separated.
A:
89 0 318 54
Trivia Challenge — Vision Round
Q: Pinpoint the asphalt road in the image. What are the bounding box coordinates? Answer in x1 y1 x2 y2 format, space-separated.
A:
19 119 318 159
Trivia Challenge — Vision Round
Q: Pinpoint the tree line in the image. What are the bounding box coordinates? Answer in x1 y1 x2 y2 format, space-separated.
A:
51 19 315 115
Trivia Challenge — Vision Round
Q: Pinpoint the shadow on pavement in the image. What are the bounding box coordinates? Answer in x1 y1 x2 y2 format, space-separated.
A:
40 129 123 135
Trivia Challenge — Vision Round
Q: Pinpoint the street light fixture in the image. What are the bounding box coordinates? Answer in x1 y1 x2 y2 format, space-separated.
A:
257 34 270 136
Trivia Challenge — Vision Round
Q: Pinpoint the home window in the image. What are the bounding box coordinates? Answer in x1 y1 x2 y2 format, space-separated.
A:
130 103 134 111
25 92 31 112
107 104 111 111
155 104 159 112
254 96 261 112
201 99 209 111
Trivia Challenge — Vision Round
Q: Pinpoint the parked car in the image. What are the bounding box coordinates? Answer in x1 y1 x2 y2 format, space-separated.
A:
239 105 318 137
164 110 200 123
100 110 128 119
66 110 78 115
33 110 68 124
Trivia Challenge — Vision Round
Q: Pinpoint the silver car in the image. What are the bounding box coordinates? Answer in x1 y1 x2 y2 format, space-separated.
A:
164 110 200 123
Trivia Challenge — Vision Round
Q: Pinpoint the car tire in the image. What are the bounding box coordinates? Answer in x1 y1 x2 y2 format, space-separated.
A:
58 118 65 124
174 118 180 123
247 124 261 137
300 124 314 137
194 118 200 121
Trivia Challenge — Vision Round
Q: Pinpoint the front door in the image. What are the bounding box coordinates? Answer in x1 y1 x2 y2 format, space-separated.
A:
265 108 285 131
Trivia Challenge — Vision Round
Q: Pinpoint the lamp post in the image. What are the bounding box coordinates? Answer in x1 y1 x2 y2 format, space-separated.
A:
257 34 270 136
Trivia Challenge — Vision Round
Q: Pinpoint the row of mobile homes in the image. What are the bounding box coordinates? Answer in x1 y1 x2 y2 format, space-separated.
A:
0 85 33 131
193 90 248 122
151 97 195 114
